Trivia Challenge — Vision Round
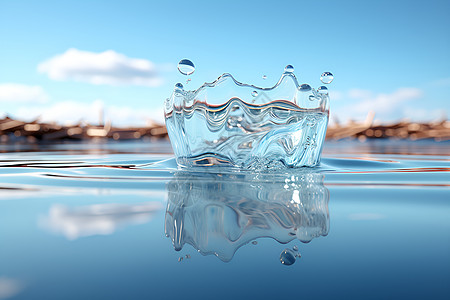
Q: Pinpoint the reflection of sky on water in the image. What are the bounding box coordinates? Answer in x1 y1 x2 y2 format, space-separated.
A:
41 202 163 240
165 171 329 262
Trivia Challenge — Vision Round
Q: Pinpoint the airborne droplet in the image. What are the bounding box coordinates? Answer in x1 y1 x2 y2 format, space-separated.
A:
320 72 334 84
284 65 294 73
293 245 298 252
280 249 296 266
318 86 328 94
299 84 312 92
177 59 195 75
262 75 267 80
252 91 258 97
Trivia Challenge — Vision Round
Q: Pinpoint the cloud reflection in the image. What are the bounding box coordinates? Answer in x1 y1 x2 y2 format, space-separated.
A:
42 202 163 240
0 277 23 299
165 171 330 262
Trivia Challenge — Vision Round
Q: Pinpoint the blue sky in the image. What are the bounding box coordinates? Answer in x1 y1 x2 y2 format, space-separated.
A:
0 0 449 125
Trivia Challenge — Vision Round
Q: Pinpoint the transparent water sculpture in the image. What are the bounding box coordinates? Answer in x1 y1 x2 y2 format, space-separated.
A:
164 69 331 169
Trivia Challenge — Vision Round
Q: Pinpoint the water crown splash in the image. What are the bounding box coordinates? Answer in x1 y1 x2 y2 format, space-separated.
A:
165 64 332 169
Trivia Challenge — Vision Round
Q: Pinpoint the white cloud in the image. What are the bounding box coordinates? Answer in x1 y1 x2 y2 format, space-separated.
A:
38 48 165 87
14 99 164 126
331 87 425 122
430 77 450 87
0 83 49 103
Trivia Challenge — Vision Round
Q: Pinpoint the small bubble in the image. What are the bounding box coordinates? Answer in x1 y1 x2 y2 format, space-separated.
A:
252 241 258 245
175 82 184 89
280 249 296 266
186 78 191 84
299 84 312 92
185 254 191 259
320 72 334 84
284 65 294 73
178 257 183 262
252 91 258 97
262 75 267 80
177 59 195 75
293 245 298 252
318 86 328 94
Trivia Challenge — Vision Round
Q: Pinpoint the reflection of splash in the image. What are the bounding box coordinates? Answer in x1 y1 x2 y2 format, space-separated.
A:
165 171 330 262
41 202 163 240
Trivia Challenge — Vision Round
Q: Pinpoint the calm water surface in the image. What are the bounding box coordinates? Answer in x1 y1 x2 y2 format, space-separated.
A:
0 140 448 299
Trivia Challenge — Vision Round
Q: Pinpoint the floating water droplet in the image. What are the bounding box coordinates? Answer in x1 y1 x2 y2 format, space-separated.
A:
185 254 191 259
177 59 195 75
175 82 184 89
252 241 258 245
262 75 267 80
320 72 334 84
280 249 296 266
252 91 258 97
186 78 191 84
299 84 312 92
318 86 328 94
284 65 294 73
178 257 183 262
293 245 298 252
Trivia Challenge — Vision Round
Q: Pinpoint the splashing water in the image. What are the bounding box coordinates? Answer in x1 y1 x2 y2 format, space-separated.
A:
320 72 334 84
299 84 312 92
284 65 294 73
177 59 195 75
318 86 328 94
165 67 331 168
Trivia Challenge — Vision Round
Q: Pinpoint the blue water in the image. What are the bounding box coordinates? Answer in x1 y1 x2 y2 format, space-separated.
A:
0 140 449 299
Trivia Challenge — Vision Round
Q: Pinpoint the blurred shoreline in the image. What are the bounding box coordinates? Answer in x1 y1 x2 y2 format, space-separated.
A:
1 116 449 143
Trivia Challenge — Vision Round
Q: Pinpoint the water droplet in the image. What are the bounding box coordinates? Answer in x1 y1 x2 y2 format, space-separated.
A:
177 59 195 75
318 86 328 94
252 241 258 245
293 245 298 252
262 75 267 80
185 254 191 259
320 72 334 84
284 65 294 73
175 82 184 89
252 91 258 97
299 84 312 92
186 78 191 84
280 249 296 266
178 257 183 262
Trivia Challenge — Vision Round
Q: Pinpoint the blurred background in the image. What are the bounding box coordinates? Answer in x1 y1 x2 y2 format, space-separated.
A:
0 0 449 134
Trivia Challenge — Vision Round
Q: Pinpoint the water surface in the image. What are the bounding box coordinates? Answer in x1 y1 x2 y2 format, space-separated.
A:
0 140 448 299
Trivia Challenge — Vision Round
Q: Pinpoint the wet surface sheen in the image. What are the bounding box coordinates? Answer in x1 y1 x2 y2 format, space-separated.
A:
0 140 449 300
